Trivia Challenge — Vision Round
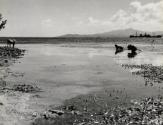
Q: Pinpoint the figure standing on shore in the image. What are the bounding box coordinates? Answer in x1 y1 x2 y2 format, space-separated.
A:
13 39 16 48
7 39 16 48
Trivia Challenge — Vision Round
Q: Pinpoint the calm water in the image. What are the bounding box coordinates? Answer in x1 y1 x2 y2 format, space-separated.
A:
2 43 163 125
8 43 163 102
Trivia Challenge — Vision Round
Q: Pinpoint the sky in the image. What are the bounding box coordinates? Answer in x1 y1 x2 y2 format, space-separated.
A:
0 0 162 37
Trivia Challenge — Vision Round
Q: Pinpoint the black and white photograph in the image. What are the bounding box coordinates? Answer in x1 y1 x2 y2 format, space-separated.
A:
0 0 163 124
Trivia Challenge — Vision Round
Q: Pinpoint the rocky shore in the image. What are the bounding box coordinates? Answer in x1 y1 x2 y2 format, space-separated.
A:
32 93 163 125
0 46 25 66
0 46 25 57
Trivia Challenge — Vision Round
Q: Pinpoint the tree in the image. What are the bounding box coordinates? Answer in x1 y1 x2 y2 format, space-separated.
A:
0 13 7 30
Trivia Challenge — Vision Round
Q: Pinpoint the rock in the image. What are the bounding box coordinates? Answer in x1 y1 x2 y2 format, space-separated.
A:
0 46 25 58
4 59 8 63
32 94 42 98
71 110 81 115
0 80 6 87
127 44 138 52
48 109 64 116
12 84 41 93
67 105 76 111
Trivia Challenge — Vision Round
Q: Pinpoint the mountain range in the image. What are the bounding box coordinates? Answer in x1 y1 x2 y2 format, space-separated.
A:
60 28 163 38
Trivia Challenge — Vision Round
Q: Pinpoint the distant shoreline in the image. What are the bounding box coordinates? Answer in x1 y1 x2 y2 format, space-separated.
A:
0 37 162 44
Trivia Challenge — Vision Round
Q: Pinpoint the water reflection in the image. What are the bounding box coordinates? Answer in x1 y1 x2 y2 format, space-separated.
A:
127 51 137 58
115 50 138 59
115 49 124 55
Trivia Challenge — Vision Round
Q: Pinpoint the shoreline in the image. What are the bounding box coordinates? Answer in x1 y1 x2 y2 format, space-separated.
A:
0 37 163 44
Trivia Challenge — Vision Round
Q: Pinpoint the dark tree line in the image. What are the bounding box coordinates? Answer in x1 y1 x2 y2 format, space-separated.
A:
0 13 7 30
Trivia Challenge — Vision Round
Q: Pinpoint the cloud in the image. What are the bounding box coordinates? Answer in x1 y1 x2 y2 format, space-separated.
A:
41 18 54 28
83 0 163 31
88 17 99 25
130 0 163 23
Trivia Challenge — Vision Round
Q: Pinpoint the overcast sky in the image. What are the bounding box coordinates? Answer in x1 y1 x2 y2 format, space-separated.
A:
0 0 162 37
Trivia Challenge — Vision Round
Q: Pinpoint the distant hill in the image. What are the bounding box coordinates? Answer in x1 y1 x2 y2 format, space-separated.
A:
60 28 163 38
